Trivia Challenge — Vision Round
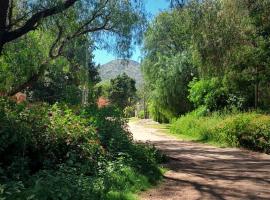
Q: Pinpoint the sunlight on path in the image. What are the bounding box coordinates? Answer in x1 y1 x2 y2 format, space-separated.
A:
129 119 270 200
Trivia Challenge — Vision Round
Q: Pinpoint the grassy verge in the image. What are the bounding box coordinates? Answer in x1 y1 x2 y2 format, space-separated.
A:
170 111 270 153
134 112 270 154
141 119 223 146
170 113 228 147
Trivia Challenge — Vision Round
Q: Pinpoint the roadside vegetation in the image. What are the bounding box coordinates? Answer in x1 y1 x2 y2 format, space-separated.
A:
141 0 270 154
0 100 163 199
0 1 163 199
1 0 270 198
171 110 270 153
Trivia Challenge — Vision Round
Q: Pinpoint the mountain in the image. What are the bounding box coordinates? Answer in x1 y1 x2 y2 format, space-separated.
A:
99 59 143 87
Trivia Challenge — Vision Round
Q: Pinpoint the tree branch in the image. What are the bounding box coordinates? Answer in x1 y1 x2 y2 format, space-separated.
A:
49 22 64 59
49 2 112 59
1 0 78 44
7 62 49 96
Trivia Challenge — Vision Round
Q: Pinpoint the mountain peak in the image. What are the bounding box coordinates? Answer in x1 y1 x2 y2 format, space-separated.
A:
99 59 143 87
103 59 140 66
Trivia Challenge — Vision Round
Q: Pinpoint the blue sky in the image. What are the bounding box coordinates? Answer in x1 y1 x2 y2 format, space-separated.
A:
93 0 170 65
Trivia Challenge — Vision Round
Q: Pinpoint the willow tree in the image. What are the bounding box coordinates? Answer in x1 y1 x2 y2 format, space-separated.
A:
0 0 146 96
142 10 196 122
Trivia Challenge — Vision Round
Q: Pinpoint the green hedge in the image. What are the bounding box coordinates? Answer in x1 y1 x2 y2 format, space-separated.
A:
171 111 270 153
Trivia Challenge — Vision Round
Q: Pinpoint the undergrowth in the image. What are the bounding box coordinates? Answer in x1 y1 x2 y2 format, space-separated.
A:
0 98 163 200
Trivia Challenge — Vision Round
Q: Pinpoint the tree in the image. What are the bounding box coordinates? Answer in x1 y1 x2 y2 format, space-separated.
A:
0 0 77 53
0 0 146 96
0 30 52 94
169 0 188 8
29 58 82 105
109 73 137 109
0 0 146 54
188 0 270 110
142 10 196 121
244 0 270 109
137 83 151 119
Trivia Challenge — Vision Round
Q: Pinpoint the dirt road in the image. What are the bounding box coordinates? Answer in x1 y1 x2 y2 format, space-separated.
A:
129 119 270 200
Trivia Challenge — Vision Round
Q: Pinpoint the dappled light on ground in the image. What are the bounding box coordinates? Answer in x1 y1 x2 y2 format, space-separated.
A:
129 119 270 200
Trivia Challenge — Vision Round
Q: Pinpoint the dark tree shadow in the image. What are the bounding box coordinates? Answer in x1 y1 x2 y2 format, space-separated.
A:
143 139 270 200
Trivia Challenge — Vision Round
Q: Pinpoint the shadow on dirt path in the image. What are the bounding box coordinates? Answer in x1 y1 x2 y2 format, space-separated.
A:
129 119 270 200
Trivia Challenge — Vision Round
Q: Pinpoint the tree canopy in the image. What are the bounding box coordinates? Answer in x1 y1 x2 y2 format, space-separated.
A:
142 0 270 122
109 73 137 109
0 0 146 97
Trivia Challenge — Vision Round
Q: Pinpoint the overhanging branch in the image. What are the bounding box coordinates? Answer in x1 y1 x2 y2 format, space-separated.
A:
1 0 78 45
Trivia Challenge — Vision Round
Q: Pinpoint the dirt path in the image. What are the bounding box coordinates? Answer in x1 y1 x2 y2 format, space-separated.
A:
129 119 270 200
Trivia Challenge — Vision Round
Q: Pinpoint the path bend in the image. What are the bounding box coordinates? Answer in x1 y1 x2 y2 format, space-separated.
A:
129 119 270 200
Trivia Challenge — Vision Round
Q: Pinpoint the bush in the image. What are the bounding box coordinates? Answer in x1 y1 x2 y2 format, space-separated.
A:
171 111 270 153
215 113 270 152
0 100 101 177
0 99 163 199
170 110 221 143
82 105 163 182
138 110 145 119
82 105 131 152
188 78 228 111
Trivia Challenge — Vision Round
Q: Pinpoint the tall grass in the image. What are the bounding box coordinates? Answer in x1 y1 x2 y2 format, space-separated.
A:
171 110 270 153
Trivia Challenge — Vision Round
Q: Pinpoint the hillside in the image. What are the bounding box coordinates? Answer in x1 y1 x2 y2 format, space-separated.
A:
99 59 143 87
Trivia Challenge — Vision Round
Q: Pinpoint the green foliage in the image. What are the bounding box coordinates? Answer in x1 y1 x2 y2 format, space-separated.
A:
188 78 229 111
30 36 101 105
0 99 163 199
142 9 197 122
82 105 130 151
109 74 137 110
96 81 111 99
138 111 145 119
0 1 158 199
2 159 152 200
0 30 52 93
124 106 136 118
148 101 170 123
171 111 270 153
142 0 270 121
0 99 100 177
189 0 270 110
188 77 249 111
29 58 82 105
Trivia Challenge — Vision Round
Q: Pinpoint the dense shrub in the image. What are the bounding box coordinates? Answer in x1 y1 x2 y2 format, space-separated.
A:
82 105 163 182
188 78 229 111
0 99 163 200
138 110 145 119
171 111 270 153
0 100 101 176
82 105 131 152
